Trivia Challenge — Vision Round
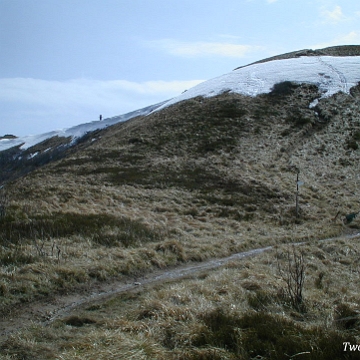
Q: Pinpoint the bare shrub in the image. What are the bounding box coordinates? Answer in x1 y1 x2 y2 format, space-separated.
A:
277 246 306 310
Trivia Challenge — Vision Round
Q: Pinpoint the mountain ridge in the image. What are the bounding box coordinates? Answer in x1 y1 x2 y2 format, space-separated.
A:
0 100 168 185
1 45 360 186
234 44 360 70
2 45 360 357
2 45 360 154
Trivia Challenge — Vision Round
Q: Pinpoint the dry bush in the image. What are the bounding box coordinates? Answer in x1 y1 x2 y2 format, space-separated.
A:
277 246 306 311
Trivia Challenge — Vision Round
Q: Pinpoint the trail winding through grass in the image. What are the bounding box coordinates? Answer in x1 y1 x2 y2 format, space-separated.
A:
1 231 359 341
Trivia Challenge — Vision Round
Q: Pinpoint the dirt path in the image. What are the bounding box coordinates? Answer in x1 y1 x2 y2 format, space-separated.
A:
1 232 359 341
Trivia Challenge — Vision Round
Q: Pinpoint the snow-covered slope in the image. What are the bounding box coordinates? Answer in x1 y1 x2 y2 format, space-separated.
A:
0 100 168 152
155 56 360 112
2 55 360 153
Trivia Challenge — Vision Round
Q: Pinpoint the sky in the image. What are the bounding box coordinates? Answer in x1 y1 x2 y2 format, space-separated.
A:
1 0 360 137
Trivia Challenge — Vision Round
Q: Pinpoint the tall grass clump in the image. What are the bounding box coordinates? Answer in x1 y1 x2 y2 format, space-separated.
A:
0 212 164 250
193 309 358 360
0 189 8 220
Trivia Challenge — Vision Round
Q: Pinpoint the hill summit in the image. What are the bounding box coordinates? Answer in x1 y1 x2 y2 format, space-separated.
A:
1 46 360 356
3 44 360 233
155 45 360 111
2 45 360 222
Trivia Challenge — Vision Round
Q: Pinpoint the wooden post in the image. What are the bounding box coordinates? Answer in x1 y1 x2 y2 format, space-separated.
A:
296 171 299 218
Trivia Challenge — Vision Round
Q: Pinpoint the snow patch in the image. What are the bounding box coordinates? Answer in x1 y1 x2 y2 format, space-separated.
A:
154 56 360 112
309 99 319 108
0 100 168 152
2 56 360 153
27 152 39 159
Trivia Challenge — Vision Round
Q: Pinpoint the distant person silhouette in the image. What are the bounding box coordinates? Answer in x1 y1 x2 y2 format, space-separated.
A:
99 114 102 121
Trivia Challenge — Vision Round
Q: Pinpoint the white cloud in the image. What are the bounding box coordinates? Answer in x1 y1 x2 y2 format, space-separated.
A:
320 5 347 24
0 78 204 136
147 39 262 58
0 78 203 106
312 31 360 48
337 31 360 43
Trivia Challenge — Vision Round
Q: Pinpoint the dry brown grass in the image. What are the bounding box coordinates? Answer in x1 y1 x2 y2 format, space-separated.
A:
1 82 360 357
1 237 360 359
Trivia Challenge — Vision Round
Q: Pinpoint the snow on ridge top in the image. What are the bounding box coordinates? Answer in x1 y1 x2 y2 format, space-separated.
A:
0 100 168 153
155 56 360 112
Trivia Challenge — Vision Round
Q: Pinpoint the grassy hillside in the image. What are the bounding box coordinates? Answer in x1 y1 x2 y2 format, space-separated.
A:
1 78 360 358
2 80 360 306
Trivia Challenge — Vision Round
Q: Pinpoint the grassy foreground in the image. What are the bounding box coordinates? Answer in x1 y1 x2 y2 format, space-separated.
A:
1 237 360 359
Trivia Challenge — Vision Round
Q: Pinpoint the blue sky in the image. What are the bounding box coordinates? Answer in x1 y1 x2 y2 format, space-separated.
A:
1 0 359 136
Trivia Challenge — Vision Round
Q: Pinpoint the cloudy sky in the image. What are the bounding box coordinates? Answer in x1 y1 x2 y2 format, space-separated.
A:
1 0 359 136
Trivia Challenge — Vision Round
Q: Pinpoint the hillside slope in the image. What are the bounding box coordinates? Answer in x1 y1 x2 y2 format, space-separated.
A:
2 46 360 358
1 45 360 314
1 45 359 186
0 101 167 184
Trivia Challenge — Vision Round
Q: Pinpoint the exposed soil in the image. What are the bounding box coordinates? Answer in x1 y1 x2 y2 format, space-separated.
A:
1 231 359 343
